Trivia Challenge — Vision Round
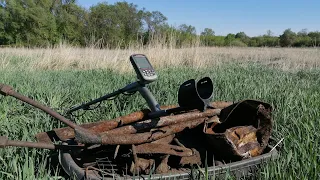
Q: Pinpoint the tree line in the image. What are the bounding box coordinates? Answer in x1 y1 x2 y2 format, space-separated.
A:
0 0 319 48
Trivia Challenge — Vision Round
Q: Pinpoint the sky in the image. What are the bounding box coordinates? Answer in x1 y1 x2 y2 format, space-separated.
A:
77 0 320 37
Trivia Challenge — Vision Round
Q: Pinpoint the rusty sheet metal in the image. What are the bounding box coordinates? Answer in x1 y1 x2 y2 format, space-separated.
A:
135 143 193 157
75 117 206 145
204 100 272 161
36 102 229 143
152 134 175 144
155 155 170 174
101 108 221 135
131 144 155 174
179 148 202 166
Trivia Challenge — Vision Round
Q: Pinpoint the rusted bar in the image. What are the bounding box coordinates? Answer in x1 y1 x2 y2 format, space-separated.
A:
75 117 206 145
102 109 221 135
0 136 84 150
135 143 193 157
1 84 78 129
0 84 100 141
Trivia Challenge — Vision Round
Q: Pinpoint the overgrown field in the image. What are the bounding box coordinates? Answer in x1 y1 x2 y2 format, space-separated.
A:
0 47 319 179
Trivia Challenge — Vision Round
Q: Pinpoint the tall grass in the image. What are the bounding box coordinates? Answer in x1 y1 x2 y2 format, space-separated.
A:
1 45 320 72
0 44 319 179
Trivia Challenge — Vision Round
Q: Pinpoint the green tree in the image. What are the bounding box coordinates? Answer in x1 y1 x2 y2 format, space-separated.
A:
1 0 58 46
87 2 143 47
114 2 143 45
224 33 236 46
0 0 8 44
177 24 197 47
87 3 122 47
141 10 168 44
201 28 215 36
200 28 215 46
279 28 296 47
54 0 87 45
143 10 167 33
308 31 320 47
235 31 250 44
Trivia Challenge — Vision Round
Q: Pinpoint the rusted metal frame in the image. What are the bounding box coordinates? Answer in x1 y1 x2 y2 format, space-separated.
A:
135 143 193 157
75 117 207 145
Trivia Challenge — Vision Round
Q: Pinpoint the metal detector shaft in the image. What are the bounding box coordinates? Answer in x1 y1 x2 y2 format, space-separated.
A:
66 81 161 114
66 89 123 114
66 82 142 114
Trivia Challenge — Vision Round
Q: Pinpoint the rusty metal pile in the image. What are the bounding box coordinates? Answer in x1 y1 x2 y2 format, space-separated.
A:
0 82 273 179
37 100 272 178
0 55 274 179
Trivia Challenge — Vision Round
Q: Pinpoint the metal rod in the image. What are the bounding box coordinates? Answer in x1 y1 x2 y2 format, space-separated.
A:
0 84 100 141
0 136 84 150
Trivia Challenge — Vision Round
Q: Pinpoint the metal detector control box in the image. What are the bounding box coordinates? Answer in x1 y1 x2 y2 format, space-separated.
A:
130 54 157 83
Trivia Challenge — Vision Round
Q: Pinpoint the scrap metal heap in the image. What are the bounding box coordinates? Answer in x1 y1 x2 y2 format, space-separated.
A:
34 99 272 177
0 77 272 179
0 54 274 179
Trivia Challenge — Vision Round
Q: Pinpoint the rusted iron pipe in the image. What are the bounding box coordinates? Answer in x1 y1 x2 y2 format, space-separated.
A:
0 84 78 129
135 143 193 157
0 136 84 150
1 84 100 142
102 109 221 135
75 117 206 145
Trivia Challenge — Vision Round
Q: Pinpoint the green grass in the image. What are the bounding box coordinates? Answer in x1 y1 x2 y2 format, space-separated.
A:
0 63 319 179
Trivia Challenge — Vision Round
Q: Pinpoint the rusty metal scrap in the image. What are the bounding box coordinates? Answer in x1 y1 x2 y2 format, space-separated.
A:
36 102 230 143
36 110 149 143
179 148 202 166
204 100 273 161
135 143 193 157
0 85 273 179
152 134 175 144
76 117 206 144
130 144 155 174
101 108 221 135
155 155 170 174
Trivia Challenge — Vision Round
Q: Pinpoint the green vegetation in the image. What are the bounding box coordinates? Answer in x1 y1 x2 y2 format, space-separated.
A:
0 1 319 179
0 62 319 179
1 0 320 48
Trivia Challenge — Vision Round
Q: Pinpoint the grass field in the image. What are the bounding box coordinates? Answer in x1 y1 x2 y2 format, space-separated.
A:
0 47 319 179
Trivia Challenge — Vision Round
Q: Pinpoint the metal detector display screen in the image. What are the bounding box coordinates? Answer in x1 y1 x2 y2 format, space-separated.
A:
134 57 152 69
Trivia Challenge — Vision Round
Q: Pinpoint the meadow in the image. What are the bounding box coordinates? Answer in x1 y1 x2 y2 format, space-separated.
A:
0 46 319 179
